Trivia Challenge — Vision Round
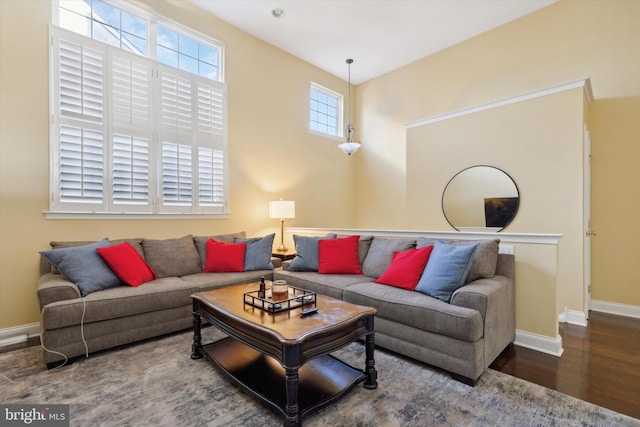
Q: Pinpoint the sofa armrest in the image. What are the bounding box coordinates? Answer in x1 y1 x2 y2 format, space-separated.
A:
270 256 282 269
450 275 515 363
38 273 81 309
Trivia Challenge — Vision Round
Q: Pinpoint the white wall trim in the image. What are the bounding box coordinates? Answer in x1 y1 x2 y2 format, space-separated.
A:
558 308 588 326
514 330 564 357
591 300 640 319
0 323 40 348
405 77 593 129
288 227 562 245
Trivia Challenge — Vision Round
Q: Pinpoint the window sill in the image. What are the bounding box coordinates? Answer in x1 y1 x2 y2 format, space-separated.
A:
44 211 229 220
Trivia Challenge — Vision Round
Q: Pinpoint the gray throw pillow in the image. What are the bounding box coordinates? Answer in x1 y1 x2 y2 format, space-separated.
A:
194 231 247 269
45 240 98 274
361 237 416 278
40 238 122 297
415 240 479 302
339 234 374 265
110 238 145 258
288 234 337 271
417 238 500 283
234 233 275 271
142 235 201 278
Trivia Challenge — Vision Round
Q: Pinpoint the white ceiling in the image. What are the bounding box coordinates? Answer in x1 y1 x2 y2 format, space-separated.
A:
187 0 556 84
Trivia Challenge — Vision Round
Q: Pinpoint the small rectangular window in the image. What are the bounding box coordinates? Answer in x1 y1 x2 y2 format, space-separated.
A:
310 83 342 138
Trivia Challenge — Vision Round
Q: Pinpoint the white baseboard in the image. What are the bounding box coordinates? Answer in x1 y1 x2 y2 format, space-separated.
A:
591 300 640 319
514 329 563 357
558 308 588 326
3 322 565 360
0 323 40 348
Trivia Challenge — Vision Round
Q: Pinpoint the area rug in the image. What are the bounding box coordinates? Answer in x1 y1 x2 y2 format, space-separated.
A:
1 328 638 427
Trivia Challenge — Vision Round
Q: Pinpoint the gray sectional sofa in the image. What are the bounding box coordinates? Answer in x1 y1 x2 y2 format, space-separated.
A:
274 235 515 385
37 231 514 386
37 232 278 368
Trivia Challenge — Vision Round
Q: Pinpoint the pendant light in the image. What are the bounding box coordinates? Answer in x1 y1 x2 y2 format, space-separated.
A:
338 58 361 156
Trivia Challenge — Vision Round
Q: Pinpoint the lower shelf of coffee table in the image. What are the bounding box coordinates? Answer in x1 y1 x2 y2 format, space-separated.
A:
202 336 366 418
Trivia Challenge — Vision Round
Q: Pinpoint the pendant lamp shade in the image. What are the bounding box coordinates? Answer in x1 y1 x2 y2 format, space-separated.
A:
340 58 361 156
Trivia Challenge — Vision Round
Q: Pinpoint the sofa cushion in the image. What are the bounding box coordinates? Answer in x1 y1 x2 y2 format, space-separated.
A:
234 234 275 271
96 242 156 287
318 235 361 274
180 271 276 291
275 270 372 300
40 239 123 297
343 282 483 342
142 235 201 278
194 232 246 269
415 240 479 302
374 246 433 290
361 237 416 278
288 234 337 271
417 238 500 283
40 276 196 330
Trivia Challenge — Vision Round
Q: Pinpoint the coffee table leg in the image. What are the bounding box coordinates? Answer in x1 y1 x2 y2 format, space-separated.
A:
364 332 378 389
284 367 300 427
191 305 203 360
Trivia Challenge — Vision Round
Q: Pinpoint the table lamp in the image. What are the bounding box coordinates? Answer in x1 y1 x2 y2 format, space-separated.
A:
269 199 295 252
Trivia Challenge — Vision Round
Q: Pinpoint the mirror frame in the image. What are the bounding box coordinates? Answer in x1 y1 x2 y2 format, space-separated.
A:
441 165 520 232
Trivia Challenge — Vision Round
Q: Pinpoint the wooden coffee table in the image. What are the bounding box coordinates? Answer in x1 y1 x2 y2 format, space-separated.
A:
191 283 377 427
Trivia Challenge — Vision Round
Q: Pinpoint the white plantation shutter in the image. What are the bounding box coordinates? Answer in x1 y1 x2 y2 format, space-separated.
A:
198 147 224 206
58 39 104 123
111 53 151 130
161 142 192 205
50 26 227 215
110 49 152 211
159 68 193 137
158 65 227 212
53 29 107 210
196 82 225 140
112 134 150 204
59 125 103 202
196 80 226 208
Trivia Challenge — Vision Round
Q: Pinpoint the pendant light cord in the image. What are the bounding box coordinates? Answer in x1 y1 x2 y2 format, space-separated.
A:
346 58 354 142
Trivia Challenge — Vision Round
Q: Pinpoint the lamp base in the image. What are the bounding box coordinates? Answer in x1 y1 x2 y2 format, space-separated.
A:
276 244 288 253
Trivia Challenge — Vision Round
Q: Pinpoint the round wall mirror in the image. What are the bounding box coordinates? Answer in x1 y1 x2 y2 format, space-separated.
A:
442 165 519 232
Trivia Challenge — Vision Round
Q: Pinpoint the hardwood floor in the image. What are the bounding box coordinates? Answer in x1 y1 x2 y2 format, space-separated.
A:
3 312 639 419
491 311 640 419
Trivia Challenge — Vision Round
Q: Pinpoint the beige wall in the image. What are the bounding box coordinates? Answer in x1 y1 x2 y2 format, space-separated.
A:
0 0 356 329
356 0 640 329
406 87 585 337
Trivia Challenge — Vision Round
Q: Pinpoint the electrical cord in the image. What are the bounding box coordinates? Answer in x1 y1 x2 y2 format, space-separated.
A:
1 297 89 383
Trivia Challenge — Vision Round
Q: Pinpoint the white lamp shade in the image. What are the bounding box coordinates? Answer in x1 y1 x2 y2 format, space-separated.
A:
269 200 295 219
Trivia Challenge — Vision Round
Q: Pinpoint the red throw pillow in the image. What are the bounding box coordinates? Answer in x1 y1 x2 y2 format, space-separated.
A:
203 239 246 272
318 235 361 274
96 242 156 287
374 246 434 290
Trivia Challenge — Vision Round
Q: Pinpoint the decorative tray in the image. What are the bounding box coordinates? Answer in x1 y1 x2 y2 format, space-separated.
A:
244 285 316 313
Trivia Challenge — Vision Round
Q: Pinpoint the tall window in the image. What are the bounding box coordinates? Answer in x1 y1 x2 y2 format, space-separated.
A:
50 0 226 216
309 83 342 138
